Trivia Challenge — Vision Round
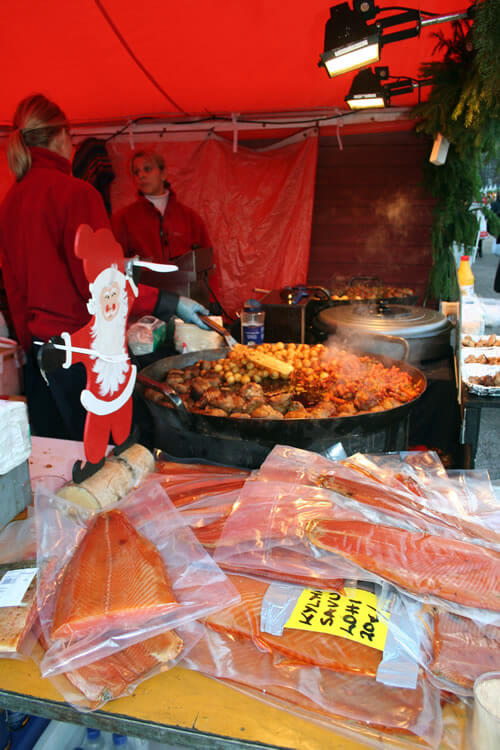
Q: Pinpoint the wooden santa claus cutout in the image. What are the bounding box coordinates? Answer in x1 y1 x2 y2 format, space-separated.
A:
38 225 176 483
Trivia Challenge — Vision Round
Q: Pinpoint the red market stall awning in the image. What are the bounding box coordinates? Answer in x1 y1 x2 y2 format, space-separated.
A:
0 1 472 128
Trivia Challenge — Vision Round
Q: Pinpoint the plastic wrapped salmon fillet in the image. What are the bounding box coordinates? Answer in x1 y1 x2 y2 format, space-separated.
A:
22 613 202 712
34 480 239 677
307 518 500 617
152 474 247 508
218 547 345 591
205 574 384 677
154 458 250 477
258 446 500 549
49 509 179 641
213 476 500 623
205 573 434 692
430 609 500 693
181 626 443 749
341 452 500 548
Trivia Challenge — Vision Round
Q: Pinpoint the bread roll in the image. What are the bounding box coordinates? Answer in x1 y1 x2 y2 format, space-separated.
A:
56 444 155 509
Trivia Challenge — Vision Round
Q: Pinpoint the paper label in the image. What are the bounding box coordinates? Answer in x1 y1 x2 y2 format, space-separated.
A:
0 568 37 607
242 324 264 345
285 587 389 651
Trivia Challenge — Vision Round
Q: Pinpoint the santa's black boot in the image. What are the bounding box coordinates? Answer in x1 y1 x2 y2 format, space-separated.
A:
113 424 140 456
72 457 106 484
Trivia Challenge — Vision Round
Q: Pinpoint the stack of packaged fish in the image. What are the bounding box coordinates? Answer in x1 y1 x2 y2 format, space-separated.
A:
171 446 500 747
1 441 499 748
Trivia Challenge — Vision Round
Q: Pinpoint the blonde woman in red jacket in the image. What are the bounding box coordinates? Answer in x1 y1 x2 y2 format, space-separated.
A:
0 95 207 441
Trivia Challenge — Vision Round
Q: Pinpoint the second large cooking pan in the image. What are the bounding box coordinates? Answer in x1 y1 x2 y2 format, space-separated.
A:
135 347 427 456
328 277 419 306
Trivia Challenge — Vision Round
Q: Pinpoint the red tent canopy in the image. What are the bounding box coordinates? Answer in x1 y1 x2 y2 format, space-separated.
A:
0 0 471 126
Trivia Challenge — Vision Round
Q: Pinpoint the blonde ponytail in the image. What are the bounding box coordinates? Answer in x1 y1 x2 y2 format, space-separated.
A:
6 129 31 181
7 94 69 181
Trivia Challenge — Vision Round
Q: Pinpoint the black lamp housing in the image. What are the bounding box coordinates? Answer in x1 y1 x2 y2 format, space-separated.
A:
344 66 389 109
345 66 433 109
320 2 471 78
319 3 381 78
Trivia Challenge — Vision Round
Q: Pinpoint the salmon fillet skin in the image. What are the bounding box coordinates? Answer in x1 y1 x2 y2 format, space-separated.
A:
51 509 178 640
307 519 500 612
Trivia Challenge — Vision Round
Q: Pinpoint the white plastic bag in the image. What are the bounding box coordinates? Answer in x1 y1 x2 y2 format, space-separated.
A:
174 316 223 353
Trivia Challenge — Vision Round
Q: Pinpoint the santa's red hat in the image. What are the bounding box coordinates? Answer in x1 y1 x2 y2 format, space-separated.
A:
74 224 125 282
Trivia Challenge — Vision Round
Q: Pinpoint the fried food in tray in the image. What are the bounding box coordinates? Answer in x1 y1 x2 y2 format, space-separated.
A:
144 343 424 419
462 363 500 396
462 334 500 347
468 372 500 387
329 281 415 302
464 353 500 365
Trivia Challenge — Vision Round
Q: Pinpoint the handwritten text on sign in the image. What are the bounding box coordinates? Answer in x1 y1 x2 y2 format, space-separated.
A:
285 587 389 651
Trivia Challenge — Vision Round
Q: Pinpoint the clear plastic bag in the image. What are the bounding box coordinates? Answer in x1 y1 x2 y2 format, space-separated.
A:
342 452 500 549
34 480 239 677
182 625 443 749
127 315 166 356
206 573 429 692
25 610 203 711
0 514 36 563
428 608 500 697
257 445 500 550
214 471 500 625
150 469 249 508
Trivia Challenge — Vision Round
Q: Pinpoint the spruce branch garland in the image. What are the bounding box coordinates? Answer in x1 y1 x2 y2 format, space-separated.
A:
411 0 500 301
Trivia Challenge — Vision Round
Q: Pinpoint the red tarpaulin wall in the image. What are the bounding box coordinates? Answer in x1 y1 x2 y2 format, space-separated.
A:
109 131 318 316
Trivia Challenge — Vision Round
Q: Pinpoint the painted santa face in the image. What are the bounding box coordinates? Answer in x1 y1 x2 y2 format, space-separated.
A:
99 281 121 321
131 156 166 196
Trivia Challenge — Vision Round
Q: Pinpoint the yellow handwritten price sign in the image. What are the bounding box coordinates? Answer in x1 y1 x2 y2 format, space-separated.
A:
285 587 390 651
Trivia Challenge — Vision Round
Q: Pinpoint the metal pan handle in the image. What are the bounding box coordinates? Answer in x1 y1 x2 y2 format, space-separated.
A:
306 286 331 301
136 373 193 427
378 335 409 361
350 334 410 362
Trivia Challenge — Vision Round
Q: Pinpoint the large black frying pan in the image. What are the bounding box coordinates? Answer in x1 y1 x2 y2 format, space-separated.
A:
136 347 427 455
328 276 419 307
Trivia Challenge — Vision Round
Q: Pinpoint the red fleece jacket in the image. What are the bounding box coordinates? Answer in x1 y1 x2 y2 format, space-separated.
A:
0 148 159 351
111 192 211 262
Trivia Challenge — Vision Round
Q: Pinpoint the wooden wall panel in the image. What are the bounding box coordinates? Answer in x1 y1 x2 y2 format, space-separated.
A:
308 131 435 301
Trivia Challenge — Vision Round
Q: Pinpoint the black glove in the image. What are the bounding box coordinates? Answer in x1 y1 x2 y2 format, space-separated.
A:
37 335 66 373
153 290 180 322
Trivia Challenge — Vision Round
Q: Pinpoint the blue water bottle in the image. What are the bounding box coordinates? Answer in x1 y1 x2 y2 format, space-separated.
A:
83 728 107 748
241 299 265 346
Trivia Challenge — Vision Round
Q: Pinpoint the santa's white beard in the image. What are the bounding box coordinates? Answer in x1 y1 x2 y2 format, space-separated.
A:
90 292 129 397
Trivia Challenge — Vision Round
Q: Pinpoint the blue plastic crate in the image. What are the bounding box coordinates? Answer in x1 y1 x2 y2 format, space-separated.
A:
9 715 50 749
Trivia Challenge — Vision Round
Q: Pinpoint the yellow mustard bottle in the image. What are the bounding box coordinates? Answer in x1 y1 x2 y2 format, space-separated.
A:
457 255 474 297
